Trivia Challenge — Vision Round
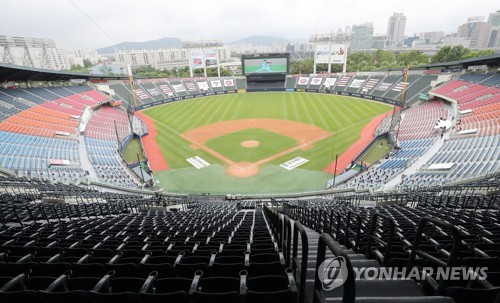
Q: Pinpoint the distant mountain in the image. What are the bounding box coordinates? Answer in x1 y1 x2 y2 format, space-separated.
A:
97 35 310 54
97 37 182 54
229 35 291 46
289 37 309 44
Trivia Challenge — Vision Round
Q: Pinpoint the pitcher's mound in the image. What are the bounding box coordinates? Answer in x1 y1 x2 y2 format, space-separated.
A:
240 140 260 148
227 162 259 178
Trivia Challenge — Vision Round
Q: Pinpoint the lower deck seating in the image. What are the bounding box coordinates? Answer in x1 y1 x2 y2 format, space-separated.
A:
0 131 86 183
0 201 297 303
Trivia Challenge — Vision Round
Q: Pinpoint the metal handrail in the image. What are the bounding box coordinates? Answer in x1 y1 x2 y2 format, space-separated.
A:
406 216 462 295
365 212 395 266
293 220 309 303
313 233 355 303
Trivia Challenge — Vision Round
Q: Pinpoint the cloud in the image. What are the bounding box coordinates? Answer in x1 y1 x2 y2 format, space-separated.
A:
0 0 498 49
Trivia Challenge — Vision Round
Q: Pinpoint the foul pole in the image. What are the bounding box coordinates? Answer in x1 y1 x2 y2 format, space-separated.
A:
126 64 138 109
394 64 410 141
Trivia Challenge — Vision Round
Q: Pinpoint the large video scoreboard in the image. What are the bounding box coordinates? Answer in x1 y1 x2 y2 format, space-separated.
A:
241 53 290 76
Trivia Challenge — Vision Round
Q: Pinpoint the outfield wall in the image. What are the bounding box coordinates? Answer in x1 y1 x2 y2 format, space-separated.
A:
134 88 400 111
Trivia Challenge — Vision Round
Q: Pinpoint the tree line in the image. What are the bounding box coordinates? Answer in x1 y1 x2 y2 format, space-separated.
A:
71 46 495 76
290 46 496 74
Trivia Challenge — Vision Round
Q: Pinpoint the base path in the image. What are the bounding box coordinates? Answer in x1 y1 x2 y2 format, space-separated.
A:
323 112 389 174
183 119 332 178
135 112 169 171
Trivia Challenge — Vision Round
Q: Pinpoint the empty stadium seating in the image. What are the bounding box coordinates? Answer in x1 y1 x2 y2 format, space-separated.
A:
0 85 142 189
0 165 499 303
109 77 246 109
0 183 300 303
283 73 437 107
277 184 500 303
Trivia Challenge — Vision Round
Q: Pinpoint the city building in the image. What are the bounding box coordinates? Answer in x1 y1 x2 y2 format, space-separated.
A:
0 35 99 70
387 12 407 45
351 23 374 50
488 9 500 26
372 35 390 49
487 10 500 47
456 17 492 49
114 47 231 70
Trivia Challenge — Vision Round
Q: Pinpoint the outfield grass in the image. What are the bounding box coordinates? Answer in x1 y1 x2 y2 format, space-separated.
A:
123 138 145 163
142 92 392 194
205 128 297 163
360 137 391 165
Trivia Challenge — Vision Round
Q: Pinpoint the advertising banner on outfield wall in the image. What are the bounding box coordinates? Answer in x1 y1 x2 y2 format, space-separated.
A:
210 80 222 88
197 81 209 91
323 77 337 88
315 44 346 64
297 77 310 85
310 78 323 85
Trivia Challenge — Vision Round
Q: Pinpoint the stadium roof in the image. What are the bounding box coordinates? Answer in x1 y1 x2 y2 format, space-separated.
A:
413 53 500 70
0 63 127 82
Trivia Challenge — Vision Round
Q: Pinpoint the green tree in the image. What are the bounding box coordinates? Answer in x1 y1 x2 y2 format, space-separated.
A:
431 45 470 63
397 50 430 66
290 58 314 74
205 67 232 77
330 64 343 73
69 65 89 73
83 59 93 68
316 63 328 73
193 68 204 76
461 49 495 60
372 49 395 66
175 66 191 78
134 66 171 78
347 52 373 71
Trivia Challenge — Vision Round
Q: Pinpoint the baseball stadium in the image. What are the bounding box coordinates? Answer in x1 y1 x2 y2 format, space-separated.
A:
0 2 499 303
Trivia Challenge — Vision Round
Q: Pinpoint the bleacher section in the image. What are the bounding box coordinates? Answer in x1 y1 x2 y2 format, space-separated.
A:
432 79 500 111
0 174 498 303
0 86 140 188
398 100 448 141
0 87 107 139
280 187 500 303
389 73 500 187
344 100 447 190
347 138 436 189
402 134 499 186
84 106 131 141
84 106 138 188
0 186 301 303
0 131 86 182
284 73 437 107
107 77 247 109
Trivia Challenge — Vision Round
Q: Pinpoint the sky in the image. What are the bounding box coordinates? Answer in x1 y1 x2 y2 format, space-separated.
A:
0 0 498 49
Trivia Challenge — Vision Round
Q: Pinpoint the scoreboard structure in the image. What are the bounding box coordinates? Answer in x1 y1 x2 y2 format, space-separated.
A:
241 53 290 83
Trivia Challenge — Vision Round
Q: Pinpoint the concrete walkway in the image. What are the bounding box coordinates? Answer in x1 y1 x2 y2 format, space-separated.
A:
77 135 99 182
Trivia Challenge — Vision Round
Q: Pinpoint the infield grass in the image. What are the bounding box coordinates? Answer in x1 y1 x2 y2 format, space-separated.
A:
205 128 297 163
142 92 392 194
